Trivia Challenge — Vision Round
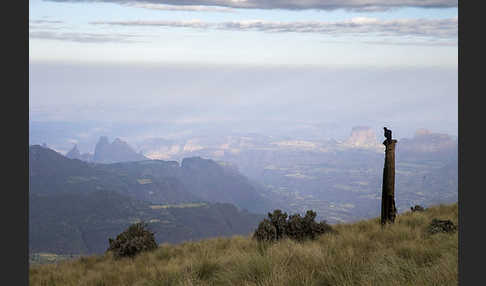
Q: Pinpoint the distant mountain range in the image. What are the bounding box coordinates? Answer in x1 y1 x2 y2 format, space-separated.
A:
396 129 457 161
130 127 457 223
30 126 458 254
29 145 274 255
133 127 457 162
66 136 148 163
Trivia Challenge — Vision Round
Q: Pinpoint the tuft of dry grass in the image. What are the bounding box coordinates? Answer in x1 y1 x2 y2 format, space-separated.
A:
30 203 458 286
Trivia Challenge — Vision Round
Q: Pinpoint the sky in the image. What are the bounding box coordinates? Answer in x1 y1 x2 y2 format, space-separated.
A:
29 0 458 147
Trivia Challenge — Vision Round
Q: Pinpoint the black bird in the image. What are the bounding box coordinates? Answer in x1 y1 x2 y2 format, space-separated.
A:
384 127 392 142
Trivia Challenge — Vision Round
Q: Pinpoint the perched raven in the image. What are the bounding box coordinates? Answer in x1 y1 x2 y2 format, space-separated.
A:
384 127 392 142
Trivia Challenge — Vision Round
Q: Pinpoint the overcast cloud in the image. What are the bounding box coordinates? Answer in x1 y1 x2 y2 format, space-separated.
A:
30 19 64 24
127 3 235 12
47 0 457 11
29 31 140 43
362 39 457 46
90 17 457 42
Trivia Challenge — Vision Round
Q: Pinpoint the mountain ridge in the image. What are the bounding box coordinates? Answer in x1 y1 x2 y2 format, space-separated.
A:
29 145 270 255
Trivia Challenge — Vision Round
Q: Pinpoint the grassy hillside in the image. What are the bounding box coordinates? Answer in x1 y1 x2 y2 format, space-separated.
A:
29 203 458 286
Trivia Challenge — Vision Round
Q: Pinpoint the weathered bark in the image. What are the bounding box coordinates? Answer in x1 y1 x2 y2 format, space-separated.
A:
381 139 397 225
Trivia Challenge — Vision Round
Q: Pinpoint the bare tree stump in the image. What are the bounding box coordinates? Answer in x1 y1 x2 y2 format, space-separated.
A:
381 136 397 225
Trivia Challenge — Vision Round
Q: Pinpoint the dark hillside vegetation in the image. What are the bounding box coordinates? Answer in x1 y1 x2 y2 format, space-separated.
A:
30 145 275 212
30 190 264 255
29 145 268 255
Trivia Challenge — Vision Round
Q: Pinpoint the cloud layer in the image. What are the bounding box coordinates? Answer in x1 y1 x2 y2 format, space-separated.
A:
91 17 457 40
30 19 64 24
127 3 235 12
29 31 140 43
48 0 457 11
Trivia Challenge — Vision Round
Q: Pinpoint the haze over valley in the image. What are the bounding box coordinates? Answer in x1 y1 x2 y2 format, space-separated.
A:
31 124 457 225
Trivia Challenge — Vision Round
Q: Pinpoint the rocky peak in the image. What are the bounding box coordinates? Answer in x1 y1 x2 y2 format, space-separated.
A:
343 126 379 148
112 138 124 145
96 136 110 148
66 144 81 160
399 129 457 154
93 136 148 164
181 156 217 170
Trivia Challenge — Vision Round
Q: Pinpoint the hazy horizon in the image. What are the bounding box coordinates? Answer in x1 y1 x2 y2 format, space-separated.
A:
30 0 457 154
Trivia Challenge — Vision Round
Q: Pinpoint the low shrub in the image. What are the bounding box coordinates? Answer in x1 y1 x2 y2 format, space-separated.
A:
253 218 277 242
268 209 288 240
427 219 457 234
411 205 425 212
253 209 335 242
107 222 158 259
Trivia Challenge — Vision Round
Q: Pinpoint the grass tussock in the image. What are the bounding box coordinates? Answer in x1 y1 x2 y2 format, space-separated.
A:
30 203 458 286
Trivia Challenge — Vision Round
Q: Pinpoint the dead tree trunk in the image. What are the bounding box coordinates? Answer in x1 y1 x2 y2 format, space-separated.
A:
381 138 397 225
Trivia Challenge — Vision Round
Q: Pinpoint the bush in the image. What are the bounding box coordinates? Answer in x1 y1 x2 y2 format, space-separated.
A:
253 219 277 242
427 219 457 234
411 205 425 212
268 209 288 240
107 221 158 259
287 210 335 241
253 209 335 242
